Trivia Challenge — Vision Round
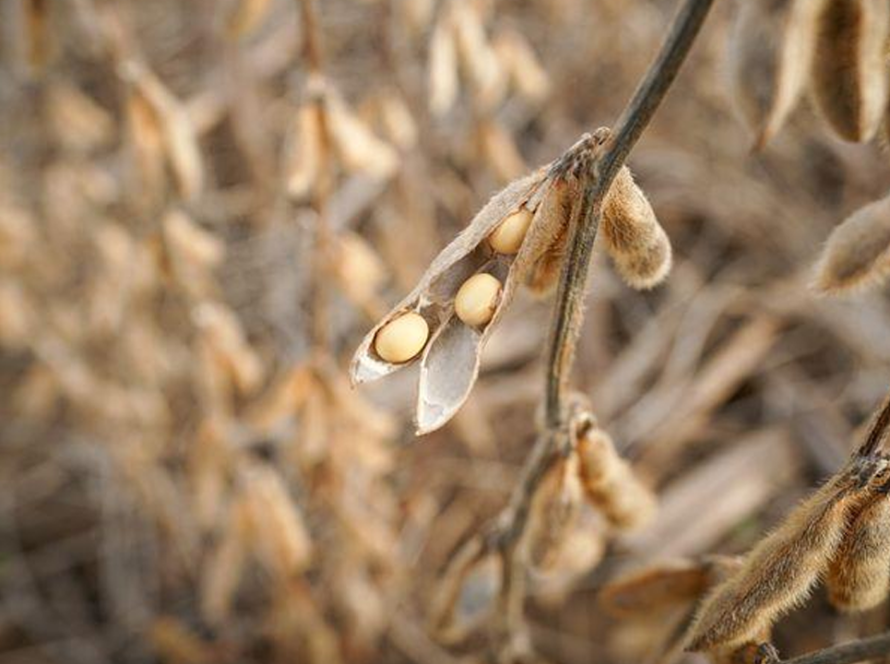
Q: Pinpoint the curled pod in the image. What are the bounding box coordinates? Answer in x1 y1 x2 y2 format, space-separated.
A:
351 133 599 434
600 167 672 290
685 456 890 653
577 424 656 530
727 0 827 149
813 192 890 294
811 0 890 142
826 492 890 612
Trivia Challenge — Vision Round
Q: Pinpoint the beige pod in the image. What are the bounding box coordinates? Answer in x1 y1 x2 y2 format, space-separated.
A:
826 492 890 612
373 312 430 363
811 0 890 142
454 273 502 327
488 207 533 254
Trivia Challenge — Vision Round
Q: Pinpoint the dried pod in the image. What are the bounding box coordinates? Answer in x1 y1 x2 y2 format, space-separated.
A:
601 555 743 619
529 504 606 602
429 537 502 644
492 27 551 103
685 456 890 653
478 119 527 182
451 0 506 110
23 0 51 73
826 492 890 612
284 102 325 201
522 452 584 570
429 16 460 116
600 167 672 290
225 0 272 39
726 0 826 148
120 61 204 201
238 463 313 577
325 89 399 180
811 0 890 142
813 192 890 294
577 424 656 530
351 133 598 433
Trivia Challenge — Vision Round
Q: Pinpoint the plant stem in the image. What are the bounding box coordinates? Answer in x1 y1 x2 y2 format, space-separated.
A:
544 0 716 428
780 631 890 664
483 0 716 647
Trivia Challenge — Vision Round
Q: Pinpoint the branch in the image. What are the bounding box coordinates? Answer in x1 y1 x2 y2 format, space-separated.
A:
779 632 890 664
544 0 716 428
475 0 716 648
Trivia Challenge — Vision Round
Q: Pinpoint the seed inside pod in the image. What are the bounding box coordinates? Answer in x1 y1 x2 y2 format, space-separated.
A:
373 312 429 363
488 207 533 254
455 273 501 327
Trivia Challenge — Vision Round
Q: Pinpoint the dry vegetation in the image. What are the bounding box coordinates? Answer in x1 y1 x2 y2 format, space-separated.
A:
3 0 890 663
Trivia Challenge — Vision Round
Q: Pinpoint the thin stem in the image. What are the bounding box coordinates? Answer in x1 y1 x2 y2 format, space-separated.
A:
858 386 890 457
543 0 715 428
780 631 890 664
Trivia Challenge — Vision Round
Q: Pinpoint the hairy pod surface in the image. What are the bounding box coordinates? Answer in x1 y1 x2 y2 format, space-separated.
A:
600 167 672 290
814 193 890 294
685 457 890 652
811 0 890 142
826 492 890 612
577 424 656 529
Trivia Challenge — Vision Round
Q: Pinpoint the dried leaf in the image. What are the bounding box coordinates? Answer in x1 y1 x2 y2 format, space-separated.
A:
600 555 742 619
727 0 826 149
811 0 890 142
814 192 890 294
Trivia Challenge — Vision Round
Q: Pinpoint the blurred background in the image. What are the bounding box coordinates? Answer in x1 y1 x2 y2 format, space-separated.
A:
1 0 890 662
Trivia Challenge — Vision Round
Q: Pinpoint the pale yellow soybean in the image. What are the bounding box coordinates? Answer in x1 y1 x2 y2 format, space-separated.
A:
374 312 429 363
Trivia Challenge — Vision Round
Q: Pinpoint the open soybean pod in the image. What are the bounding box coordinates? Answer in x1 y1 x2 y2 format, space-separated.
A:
727 0 826 149
811 0 890 142
826 491 890 612
351 134 596 434
684 455 890 653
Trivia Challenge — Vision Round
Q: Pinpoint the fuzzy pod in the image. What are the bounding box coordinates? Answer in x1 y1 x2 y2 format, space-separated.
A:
351 133 598 434
600 166 672 290
685 456 890 653
826 492 890 612
813 192 890 294
577 425 656 530
521 452 585 571
811 0 890 142
727 0 826 149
